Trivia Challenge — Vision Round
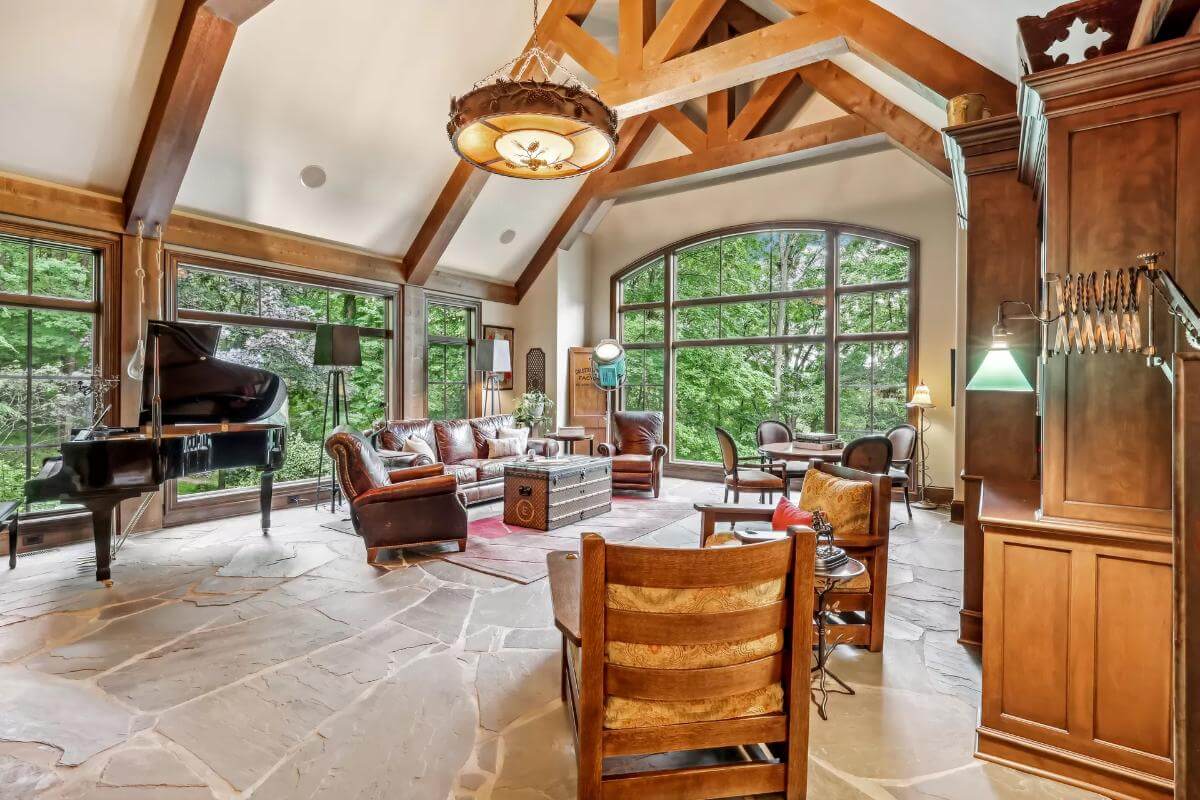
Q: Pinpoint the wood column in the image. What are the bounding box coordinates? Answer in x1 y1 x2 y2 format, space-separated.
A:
943 114 1039 648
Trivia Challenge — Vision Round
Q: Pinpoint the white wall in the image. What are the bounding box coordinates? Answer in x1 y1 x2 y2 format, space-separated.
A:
584 147 961 489
481 298 517 413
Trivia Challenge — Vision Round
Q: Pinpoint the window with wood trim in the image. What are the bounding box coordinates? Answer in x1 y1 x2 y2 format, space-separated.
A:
614 223 917 466
0 233 101 511
425 301 473 420
172 261 392 497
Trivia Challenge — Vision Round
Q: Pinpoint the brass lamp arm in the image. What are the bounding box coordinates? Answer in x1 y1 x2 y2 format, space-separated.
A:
994 300 1062 337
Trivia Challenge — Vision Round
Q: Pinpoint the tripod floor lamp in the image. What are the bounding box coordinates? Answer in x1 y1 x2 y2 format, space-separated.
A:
315 324 361 514
477 338 512 417
906 382 938 509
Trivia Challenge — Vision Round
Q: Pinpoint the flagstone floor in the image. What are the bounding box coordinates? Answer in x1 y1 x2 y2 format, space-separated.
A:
0 478 1103 800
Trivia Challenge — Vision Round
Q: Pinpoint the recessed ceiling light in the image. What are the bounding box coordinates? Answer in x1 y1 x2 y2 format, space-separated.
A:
299 165 327 189
499 229 517 244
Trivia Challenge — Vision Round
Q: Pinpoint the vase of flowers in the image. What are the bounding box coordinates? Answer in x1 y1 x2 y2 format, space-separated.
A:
513 391 554 436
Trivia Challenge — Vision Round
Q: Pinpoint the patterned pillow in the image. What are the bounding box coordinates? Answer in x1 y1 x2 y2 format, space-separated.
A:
498 426 529 450
487 437 524 458
799 468 871 536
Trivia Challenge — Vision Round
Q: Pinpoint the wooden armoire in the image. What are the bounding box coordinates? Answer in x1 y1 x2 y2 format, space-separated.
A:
948 36 1200 800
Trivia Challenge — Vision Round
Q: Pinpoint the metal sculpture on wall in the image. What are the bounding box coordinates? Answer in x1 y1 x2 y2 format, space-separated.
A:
525 347 546 393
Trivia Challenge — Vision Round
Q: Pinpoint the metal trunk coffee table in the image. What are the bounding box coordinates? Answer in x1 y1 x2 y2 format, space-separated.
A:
503 456 612 531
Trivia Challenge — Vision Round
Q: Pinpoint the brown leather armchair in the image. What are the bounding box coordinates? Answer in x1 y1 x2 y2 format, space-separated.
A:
596 411 667 497
324 426 467 563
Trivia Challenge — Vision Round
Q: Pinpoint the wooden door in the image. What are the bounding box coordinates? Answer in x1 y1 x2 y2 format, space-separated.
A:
566 347 607 452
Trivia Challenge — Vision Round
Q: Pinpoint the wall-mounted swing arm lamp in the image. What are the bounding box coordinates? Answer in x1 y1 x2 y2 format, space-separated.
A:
966 300 1060 393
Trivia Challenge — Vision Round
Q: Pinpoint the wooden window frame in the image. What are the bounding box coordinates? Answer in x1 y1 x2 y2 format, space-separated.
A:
422 294 482 420
610 220 919 477
161 251 398 525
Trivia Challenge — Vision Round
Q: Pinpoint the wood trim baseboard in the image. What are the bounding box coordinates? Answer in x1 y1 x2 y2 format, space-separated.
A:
958 608 982 648
976 726 1173 800
950 498 964 523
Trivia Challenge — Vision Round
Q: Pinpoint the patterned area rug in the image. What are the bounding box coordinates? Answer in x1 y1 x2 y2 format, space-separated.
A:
323 496 698 584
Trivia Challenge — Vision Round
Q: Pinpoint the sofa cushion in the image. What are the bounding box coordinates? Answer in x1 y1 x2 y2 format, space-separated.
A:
403 436 437 460
800 468 872 537
460 457 518 481
611 453 653 473
487 437 524 458
443 463 479 484
378 419 437 454
469 414 517 457
434 419 477 464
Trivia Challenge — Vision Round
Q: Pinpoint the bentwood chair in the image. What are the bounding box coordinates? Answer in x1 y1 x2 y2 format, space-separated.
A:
548 529 818 799
756 419 809 485
886 424 918 519
840 435 892 476
716 426 787 502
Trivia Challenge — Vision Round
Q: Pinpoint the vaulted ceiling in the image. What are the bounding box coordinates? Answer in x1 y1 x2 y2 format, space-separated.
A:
0 0 1062 284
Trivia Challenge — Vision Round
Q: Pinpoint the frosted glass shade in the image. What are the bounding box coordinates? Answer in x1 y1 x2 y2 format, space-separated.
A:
908 381 934 408
966 347 1034 392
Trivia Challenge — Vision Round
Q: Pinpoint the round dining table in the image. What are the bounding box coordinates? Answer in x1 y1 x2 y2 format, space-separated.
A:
758 441 844 463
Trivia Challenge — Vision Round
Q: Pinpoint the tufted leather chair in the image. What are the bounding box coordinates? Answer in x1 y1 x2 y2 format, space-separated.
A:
325 425 467 563
597 411 667 497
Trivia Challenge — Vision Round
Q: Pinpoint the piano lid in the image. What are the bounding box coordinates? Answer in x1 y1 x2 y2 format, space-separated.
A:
138 320 288 426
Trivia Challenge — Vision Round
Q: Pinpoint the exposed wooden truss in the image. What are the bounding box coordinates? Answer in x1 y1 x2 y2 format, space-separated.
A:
1129 0 1174 48
406 0 1014 291
123 0 275 234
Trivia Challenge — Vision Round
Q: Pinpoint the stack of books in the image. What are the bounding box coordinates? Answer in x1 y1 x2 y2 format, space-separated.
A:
794 432 844 450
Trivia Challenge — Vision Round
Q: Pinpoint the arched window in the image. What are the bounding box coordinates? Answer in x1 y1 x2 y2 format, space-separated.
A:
613 222 917 466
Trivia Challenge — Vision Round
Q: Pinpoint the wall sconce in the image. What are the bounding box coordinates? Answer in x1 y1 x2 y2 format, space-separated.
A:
966 301 1058 393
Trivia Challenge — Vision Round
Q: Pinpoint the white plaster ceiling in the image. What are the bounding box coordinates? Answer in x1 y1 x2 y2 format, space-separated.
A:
0 0 1062 282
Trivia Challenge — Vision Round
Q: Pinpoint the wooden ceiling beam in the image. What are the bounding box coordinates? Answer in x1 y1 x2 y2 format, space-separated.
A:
771 0 817 12
123 0 276 234
596 114 879 198
1191 7 1200 34
554 18 619 80
727 69 800 142
721 0 775 35
618 0 656 74
643 0 727 66
650 105 708 153
705 19 734 147
1129 0 1174 47
515 115 658 299
404 0 600 286
795 60 949 177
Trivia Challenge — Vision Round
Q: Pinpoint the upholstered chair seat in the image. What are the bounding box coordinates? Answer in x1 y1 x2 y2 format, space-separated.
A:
597 411 666 496
716 426 787 502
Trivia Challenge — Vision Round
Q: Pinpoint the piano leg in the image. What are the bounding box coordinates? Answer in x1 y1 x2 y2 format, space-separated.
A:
260 470 274 536
84 501 116 586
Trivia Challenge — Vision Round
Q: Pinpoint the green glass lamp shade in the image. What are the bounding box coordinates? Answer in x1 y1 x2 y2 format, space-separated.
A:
966 347 1034 392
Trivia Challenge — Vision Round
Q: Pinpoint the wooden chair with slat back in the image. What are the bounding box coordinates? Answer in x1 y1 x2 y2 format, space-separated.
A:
548 530 817 799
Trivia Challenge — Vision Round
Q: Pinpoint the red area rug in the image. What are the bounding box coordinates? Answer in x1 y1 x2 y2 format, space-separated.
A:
440 496 697 584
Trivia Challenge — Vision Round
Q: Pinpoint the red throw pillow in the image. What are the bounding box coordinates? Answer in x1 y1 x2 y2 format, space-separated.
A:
771 496 814 531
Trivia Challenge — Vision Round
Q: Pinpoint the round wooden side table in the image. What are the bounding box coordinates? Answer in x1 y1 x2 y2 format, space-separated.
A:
546 432 595 456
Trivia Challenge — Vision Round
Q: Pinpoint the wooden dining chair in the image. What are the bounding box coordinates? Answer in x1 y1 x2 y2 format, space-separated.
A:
885 424 917 519
756 420 809 486
717 426 787 502
549 530 817 799
840 435 892 475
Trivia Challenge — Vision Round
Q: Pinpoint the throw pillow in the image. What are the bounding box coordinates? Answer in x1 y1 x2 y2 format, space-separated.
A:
799 469 871 536
402 436 436 460
498 426 529 450
771 496 814 531
487 437 524 458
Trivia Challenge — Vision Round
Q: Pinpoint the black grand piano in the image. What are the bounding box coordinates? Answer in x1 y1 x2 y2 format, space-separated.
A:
25 320 288 584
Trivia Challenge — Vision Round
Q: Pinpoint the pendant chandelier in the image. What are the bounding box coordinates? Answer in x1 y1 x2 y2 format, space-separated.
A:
447 0 618 180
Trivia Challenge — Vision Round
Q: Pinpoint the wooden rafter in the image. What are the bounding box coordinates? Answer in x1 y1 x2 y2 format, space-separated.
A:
721 0 775 35
1129 0 1173 48
650 106 708 153
618 0 656 74
595 114 879 198
643 0 727 66
728 70 800 142
124 0 275 233
404 0 600 285
705 19 734 147
795 60 949 177
554 18 618 80
515 115 658 299
1191 7 1200 34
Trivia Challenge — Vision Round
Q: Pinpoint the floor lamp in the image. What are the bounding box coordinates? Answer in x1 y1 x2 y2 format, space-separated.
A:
314 324 361 514
477 338 511 417
906 382 937 509
590 339 626 444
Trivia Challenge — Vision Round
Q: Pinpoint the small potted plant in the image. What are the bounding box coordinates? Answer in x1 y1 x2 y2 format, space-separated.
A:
513 391 554 435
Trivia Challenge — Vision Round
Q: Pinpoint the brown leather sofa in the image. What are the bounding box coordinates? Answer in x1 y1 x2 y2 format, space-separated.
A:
370 414 557 505
324 426 468 562
596 411 667 497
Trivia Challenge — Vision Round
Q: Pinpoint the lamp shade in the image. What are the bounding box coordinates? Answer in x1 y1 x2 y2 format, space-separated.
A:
966 347 1034 392
593 339 624 364
314 324 361 367
907 382 935 408
476 339 512 373
591 340 626 390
